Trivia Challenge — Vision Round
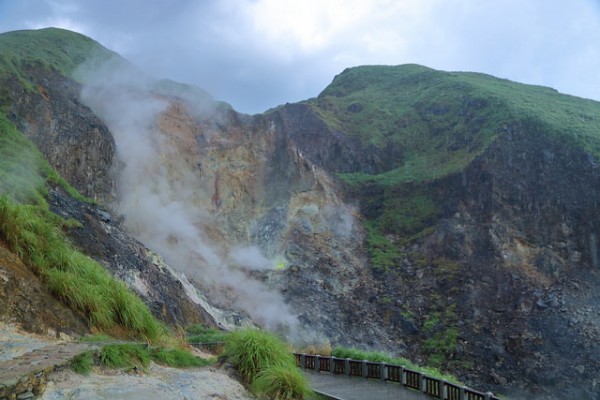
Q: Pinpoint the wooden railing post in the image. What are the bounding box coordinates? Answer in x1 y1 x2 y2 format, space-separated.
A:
442 380 448 400
485 392 493 400
419 372 426 393
300 354 306 369
380 362 386 381
345 358 350 376
460 386 466 400
330 356 335 374
362 360 368 378
401 366 406 385
316 355 321 373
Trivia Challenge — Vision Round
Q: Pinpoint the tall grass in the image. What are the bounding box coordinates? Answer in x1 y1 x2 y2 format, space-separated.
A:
252 365 313 400
224 329 313 399
224 329 294 383
70 351 94 375
70 344 211 374
0 195 167 341
0 115 164 341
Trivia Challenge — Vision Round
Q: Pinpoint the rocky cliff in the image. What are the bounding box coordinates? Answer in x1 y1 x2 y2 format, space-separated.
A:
2 28 600 399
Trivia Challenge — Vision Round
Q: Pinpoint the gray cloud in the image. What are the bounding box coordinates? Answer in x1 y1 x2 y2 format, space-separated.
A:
1 0 599 113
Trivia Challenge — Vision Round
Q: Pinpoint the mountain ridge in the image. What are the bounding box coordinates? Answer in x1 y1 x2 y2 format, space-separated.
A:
2 27 600 399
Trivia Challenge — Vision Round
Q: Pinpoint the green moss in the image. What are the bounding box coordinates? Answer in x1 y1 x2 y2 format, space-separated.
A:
422 301 459 368
364 221 402 273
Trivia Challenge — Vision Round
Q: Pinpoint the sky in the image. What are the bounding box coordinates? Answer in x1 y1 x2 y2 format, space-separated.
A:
0 0 599 114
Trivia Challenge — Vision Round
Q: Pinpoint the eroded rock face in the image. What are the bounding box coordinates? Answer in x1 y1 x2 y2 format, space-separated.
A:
356 121 600 398
47 186 217 328
3 65 116 205
6 61 600 399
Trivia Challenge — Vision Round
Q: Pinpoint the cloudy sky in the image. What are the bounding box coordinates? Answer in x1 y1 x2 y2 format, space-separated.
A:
0 0 599 114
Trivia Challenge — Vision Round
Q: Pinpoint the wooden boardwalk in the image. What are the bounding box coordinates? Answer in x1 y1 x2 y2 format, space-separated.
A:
305 371 427 400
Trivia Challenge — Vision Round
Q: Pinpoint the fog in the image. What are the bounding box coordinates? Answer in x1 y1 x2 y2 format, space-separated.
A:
77 56 300 334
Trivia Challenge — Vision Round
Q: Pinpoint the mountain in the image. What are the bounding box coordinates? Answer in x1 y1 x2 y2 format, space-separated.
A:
2 28 600 399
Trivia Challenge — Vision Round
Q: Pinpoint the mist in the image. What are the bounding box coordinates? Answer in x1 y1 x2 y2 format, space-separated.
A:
77 56 300 333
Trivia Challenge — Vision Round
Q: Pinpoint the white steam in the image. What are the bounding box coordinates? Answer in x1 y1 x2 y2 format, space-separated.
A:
78 57 299 332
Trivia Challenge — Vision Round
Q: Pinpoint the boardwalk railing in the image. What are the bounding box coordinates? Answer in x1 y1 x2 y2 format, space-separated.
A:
294 353 501 400
188 342 499 400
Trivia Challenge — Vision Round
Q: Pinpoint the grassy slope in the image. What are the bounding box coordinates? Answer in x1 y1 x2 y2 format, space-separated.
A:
0 27 112 80
0 29 169 341
309 64 600 186
0 113 167 341
307 64 600 274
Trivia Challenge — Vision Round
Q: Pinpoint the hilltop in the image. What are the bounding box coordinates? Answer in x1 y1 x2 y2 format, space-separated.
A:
1 28 600 399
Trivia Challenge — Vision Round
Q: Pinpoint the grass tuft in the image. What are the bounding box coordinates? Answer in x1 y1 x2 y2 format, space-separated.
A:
224 329 313 399
99 344 151 369
71 351 93 375
224 329 294 383
252 365 313 400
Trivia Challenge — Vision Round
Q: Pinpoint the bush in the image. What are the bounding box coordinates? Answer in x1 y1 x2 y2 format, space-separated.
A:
224 329 294 383
99 344 151 369
71 351 93 375
252 365 313 400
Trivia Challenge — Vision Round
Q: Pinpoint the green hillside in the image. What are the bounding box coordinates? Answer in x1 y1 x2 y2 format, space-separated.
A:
0 28 115 88
307 65 600 270
308 64 600 186
0 29 169 341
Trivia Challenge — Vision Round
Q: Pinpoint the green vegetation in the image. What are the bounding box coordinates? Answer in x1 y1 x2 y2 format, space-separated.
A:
364 222 402 273
252 365 313 400
308 64 600 272
99 344 152 369
0 27 111 84
0 114 165 342
224 329 313 399
186 325 229 343
422 301 459 368
0 194 166 340
332 346 460 384
70 351 94 375
71 344 210 374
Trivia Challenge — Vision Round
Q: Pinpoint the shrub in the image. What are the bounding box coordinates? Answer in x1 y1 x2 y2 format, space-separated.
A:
99 344 151 369
252 365 313 400
71 351 93 375
224 329 313 399
224 329 295 383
